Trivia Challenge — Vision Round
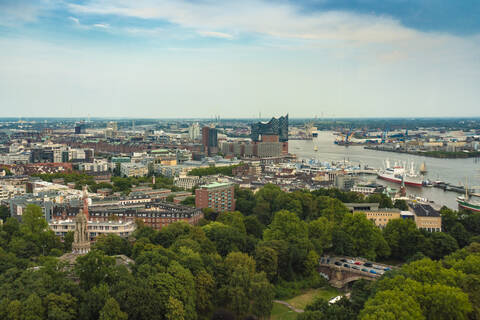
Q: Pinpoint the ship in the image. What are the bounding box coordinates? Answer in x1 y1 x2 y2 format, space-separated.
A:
457 193 480 212
457 180 480 212
419 161 427 174
377 160 423 187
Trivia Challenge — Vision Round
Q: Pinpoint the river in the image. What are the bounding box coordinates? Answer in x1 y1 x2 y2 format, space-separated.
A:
290 131 480 209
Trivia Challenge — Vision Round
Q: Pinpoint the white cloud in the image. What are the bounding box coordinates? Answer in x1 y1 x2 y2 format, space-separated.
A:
198 31 233 40
93 23 110 28
67 0 418 44
68 16 80 25
0 0 56 27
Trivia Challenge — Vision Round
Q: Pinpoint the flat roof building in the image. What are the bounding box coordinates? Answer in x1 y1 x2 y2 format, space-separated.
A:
195 182 235 212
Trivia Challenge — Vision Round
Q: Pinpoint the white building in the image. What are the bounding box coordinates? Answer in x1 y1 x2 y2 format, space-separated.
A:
50 219 136 240
120 163 148 177
188 123 201 141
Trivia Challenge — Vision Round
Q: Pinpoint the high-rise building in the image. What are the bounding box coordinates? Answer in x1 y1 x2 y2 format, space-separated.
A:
251 115 289 154
74 123 86 134
195 182 235 212
189 123 201 140
202 127 218 155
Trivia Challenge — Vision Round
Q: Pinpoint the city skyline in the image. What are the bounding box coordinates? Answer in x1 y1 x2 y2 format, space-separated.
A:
1 0 480 118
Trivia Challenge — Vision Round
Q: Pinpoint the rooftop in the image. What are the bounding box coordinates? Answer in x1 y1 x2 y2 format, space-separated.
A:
409 203 441 217
201 182 233 189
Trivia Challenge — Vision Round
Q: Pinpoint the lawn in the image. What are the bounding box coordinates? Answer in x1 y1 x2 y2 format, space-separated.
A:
285 287 341 310
270 303 298 320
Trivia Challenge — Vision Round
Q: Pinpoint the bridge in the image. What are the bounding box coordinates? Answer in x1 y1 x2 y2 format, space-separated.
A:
318 257 394 288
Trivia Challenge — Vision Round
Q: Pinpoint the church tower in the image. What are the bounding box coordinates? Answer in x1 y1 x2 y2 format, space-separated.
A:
72 186 90 254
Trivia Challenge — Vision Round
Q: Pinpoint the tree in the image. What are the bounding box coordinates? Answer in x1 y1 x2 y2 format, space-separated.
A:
221 252 256 317
75 250 115 290
165 297 185 320
202 222 246 256
359 290 424 320
449 223 470 248
243 216 264 239
217 211 246 234
21 293 45 320
94 234 131 256
304 250 320 276
63 231 74 252
308 217 334 254
341 213 390 260
180 196 195 207
428 232 459 260
420 284 472 320
194 270 215 317
366 193 393 209
235 187 256 216
8 300 21 320
315 197 350 222
349 279 374 313
45 293 77 320
99 298 127 320
393 199 408 211
20 204 47 235
263 210 308 245
383 219 423 260
440 207 458 233
79 284 110 320
0 205 10 222
254 247 278 282
250 273 274 319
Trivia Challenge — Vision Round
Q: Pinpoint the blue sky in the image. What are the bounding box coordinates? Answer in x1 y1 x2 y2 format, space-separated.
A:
0 0 479 118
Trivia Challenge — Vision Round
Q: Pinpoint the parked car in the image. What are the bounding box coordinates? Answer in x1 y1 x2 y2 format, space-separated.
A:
364 262 373 267
370 270 377 274
354 261 362 265
384 267 391 271
352 266 360 270
335 261 342 266
340 259 347 263
361 268 369 272
343 263 350 268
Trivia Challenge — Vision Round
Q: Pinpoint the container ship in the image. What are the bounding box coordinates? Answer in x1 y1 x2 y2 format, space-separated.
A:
377 160 423 187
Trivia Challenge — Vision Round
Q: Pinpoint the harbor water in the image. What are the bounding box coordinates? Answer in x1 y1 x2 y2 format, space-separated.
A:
290 131 480 209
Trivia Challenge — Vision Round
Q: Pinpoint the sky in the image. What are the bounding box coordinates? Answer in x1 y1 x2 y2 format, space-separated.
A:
0 0 479 118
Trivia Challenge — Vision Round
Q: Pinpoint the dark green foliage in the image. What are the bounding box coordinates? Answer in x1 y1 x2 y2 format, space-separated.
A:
393 199 408 210
187 164 242 177
180 196 196 207
0 186 479 320
0 205 10 222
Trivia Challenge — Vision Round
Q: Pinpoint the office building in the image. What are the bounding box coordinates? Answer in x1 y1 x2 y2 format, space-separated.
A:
202 127 218 155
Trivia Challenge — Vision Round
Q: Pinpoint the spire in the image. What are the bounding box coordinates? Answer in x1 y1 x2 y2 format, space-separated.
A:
72 186 90 255
82 185 89 221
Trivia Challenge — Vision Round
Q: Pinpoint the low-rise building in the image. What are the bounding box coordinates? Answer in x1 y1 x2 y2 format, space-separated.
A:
120 163 148 177
50 219 136 240
409 203 442 232
356 209 401 229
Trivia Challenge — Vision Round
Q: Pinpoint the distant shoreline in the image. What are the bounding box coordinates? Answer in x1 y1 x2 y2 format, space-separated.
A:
363 146 480 159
